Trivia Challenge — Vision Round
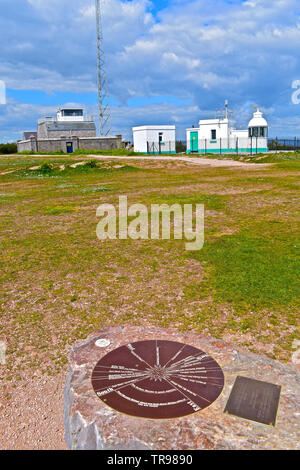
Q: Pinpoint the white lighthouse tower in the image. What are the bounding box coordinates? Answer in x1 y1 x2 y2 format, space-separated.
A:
186 103 269 154
248 109 268 138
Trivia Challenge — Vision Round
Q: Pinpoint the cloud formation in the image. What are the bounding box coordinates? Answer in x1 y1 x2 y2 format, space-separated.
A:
0 0 300 140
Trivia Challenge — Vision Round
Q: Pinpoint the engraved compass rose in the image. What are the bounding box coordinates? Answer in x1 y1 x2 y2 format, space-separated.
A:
91 340 224 419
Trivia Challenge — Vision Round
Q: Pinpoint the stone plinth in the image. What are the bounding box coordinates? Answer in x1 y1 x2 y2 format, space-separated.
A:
64 325 300 450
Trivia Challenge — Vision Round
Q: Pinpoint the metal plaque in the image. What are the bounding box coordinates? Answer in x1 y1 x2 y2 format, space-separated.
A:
91 340 224 419
224 376 281 426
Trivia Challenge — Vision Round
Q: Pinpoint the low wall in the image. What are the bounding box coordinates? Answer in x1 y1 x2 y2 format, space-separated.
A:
17 135 123 153
17 139 35 152
78 136 123 151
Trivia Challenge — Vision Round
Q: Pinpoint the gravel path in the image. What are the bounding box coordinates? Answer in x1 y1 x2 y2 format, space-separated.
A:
88 155 266 168
6 154 266 169
0 370 67 450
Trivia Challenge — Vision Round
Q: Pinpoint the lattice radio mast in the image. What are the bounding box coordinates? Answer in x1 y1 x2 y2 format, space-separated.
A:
95 0 111 136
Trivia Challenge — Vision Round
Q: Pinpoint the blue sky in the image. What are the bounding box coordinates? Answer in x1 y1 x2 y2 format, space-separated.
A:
0 0 300 141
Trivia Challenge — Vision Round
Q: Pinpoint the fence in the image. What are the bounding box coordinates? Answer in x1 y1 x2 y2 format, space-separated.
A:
147 141 176 155
186 137 268 155
268 138 300 151
147 138 300 155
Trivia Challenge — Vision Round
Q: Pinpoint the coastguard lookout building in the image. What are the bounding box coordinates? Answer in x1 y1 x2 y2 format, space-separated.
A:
186 103 268 155
132 125 176 154
17 107 123 153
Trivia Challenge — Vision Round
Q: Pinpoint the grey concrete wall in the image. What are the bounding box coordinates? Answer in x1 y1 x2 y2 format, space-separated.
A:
37 122 97 140
47 129 97 139
37 123 48 139
17 136 123 153
17 139 34 152
37 139 66 153
77 137 122 151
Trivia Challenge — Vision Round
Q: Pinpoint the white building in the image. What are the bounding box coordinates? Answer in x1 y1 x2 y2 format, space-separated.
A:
132 125 176 154
56 108 86 122
186 103 268 154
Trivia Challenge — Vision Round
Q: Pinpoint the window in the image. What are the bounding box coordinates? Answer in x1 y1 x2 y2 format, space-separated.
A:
62 109 83 117
249 127 267 138
211 129 216 140
250 127 259 137
260 127 266 137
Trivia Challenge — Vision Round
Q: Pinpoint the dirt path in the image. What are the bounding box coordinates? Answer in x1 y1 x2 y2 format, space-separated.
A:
88 155 267 168
0 370 67 450
1 154 269 170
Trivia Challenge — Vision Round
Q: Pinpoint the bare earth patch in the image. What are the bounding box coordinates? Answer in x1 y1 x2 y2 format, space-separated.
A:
0 369 67 450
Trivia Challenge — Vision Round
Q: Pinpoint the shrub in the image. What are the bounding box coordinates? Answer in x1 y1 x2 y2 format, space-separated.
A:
39 163 53 174
0 143 18 154
82 160 98 168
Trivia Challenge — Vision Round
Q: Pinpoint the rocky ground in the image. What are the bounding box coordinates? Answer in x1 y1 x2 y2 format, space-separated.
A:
65 326 300 451
1 326 299 450
0 369 67 450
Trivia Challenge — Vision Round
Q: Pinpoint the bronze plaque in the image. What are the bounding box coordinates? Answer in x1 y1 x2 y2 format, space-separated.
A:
91 340 224 419
224 376 281 426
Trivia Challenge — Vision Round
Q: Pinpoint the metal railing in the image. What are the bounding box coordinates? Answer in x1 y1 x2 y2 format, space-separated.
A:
186 137 268 155
147 141 176 154
38 117 56 124
183 137 300 154
268 138 300 151
38 115 94 125
167 138 300 155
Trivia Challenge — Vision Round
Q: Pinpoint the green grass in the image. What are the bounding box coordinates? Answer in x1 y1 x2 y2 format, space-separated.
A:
13 161 139 178
197 151 300 165
43 206 75 215
189 229 299 310
0 153 299 392
16 148 146 156
147 194 225 211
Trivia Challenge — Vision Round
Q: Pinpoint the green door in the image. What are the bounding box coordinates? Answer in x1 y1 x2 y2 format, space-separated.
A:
190 132 198 152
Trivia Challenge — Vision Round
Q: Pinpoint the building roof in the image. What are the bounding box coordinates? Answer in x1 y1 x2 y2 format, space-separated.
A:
199 118 229 125
132 125 176 131
58 108 83 112
23 131 37 140
248 110 268 128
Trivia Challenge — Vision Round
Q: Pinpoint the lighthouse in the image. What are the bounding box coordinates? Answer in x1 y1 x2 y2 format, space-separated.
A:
248 109 268 138
186 103 269 154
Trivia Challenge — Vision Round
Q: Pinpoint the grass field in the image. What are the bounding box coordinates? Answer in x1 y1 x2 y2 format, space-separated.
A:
0 154 299 399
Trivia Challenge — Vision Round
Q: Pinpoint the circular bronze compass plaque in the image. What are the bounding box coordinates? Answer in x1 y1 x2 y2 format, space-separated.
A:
91 340 224 419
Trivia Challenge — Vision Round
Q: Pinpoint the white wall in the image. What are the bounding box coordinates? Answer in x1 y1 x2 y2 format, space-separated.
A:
231 129 248 138
186 119 229 150
57 110 84 122
198 119 229 139
132 128 148 153
132 126 176 153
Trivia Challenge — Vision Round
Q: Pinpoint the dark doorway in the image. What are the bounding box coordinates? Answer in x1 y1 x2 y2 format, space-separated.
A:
66 142 73 153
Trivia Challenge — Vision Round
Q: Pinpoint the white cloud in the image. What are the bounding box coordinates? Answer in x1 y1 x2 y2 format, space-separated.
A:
0 0 300 140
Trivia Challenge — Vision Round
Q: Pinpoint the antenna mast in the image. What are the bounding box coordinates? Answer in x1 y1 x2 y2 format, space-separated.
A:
95 0 111 136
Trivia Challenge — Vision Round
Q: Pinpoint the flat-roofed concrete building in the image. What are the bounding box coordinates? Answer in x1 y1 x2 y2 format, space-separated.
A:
37 108 96 140
18 108 123 153
132 125 176 154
